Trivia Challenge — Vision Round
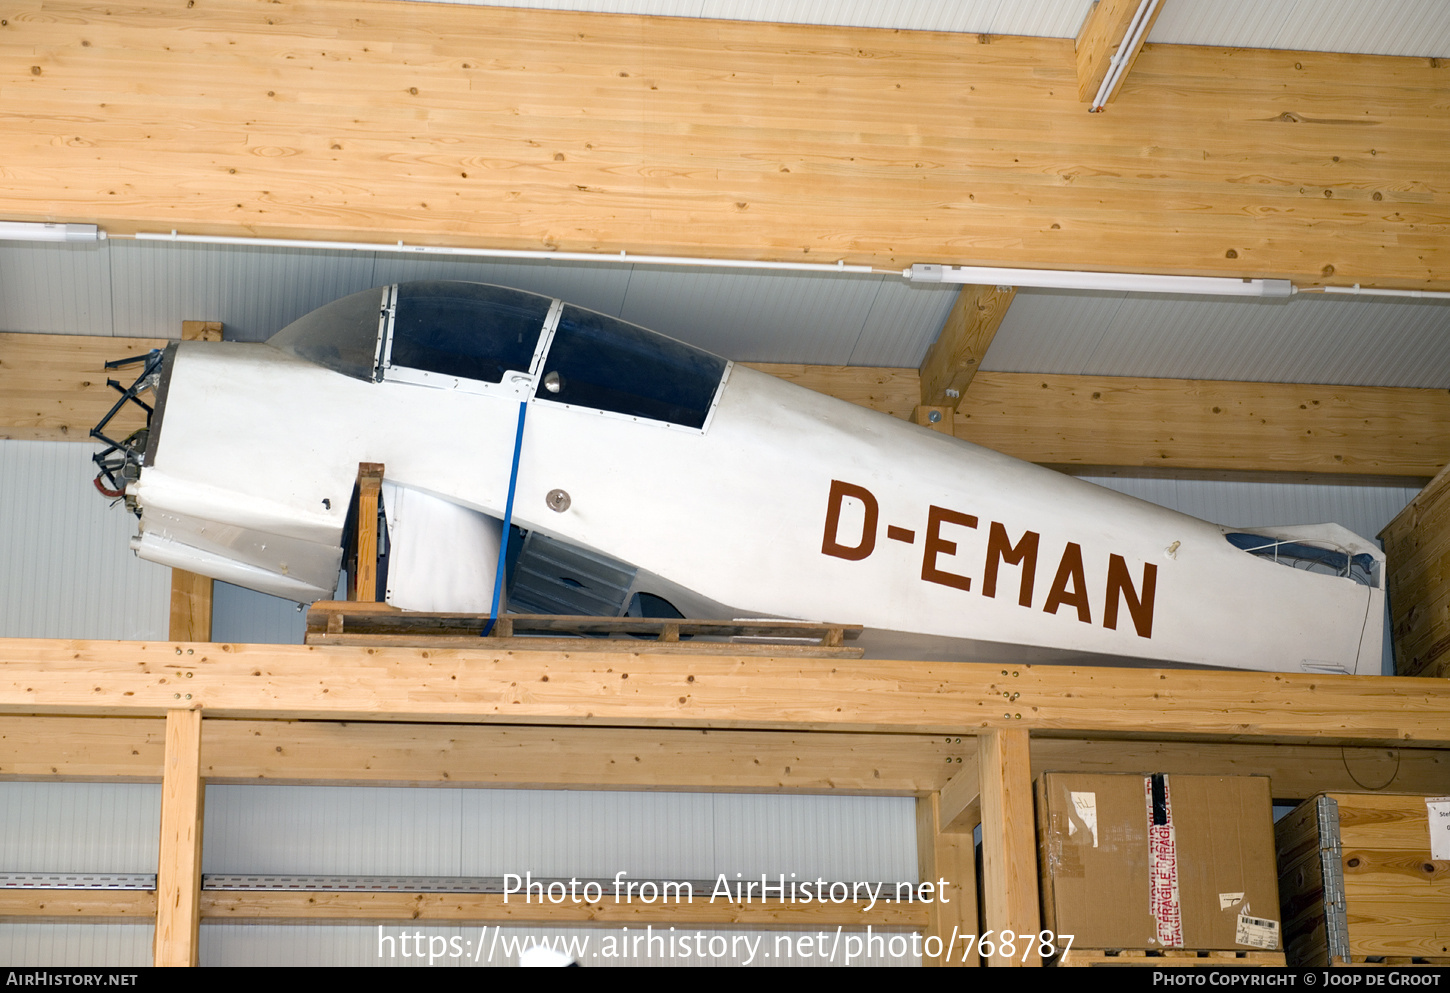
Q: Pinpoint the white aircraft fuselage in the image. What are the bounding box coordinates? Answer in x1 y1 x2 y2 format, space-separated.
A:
118 281 1385 674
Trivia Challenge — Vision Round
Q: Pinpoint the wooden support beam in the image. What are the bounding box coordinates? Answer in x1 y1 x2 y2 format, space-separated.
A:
918 286 1015 410
3 640 1448 745
0 889 157 924
938 759 982 835
154 708 204 969
200 890 924 929
199 721 963 793
1076 0 1167 105
917 792 980 967
6 717 1445 797
168 570 212 643
956 373 1450 478
7 333 1449 478
2 2 1446 288
976 728 1040 966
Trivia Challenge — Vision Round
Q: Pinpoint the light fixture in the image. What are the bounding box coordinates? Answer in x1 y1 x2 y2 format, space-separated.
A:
906 263 1294 298
0 221 104 243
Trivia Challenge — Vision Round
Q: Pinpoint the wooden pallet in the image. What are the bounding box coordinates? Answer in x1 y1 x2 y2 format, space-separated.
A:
1056 948 1286 968
305 601 865 658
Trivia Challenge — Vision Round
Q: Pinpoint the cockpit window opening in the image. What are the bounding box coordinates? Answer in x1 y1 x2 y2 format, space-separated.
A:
387 281 554 385
534 305 729 430
1225 532 1378 588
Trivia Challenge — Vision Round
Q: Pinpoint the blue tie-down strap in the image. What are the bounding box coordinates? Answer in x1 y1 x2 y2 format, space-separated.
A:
482 401 528 638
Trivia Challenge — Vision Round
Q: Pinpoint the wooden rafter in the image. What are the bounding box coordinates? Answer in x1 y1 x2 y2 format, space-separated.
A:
1076 0 1168 106
918 285 1016 410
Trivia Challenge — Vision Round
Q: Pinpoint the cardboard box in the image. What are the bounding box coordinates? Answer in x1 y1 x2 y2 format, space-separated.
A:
1277 792 1450 965
1037 773 1281 950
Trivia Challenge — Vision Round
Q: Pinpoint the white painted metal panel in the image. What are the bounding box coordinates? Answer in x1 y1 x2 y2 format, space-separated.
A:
0 783 161 873
0 242 113 336
0 925 153 967
617 267 891 364
711 794 918 883
848 280 960 367
461 789 717 879
202 786 465 875
108 240 378 341
0 441 170 641
211 582 309 644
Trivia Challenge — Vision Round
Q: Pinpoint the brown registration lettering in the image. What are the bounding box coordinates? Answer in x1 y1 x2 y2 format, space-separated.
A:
921 505 978 592
821 480 879 561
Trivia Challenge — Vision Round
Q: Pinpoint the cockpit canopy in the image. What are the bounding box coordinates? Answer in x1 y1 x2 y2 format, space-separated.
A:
267 280 729 430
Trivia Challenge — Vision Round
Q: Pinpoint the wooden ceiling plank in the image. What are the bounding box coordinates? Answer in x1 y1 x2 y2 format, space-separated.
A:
3 639 1448 746
2 2 1445 287
917 285 1016 410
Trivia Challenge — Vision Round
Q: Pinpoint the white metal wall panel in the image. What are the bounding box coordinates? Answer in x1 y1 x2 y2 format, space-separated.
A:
0 783 161 873
211 582 309 645
204 786 917 885
202 785 464 875
711 794 918 882
203 923 914 966
1151 0 1450 57
0 925 153 967
979 288 1128 373
0 242 114 336
846 280 959 367
461 789 716 879
107 240 378 341
1074 475 1419 546
617 267 889 363
0 441 170 640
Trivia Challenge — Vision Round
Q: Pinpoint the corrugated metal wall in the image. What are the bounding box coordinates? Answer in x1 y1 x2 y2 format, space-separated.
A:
0 441 170 641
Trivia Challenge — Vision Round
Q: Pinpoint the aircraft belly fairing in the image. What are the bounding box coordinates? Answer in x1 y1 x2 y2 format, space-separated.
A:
100 281 1384 675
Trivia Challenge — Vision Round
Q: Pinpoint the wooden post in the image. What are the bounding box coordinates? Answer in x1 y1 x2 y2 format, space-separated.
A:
154 708 204 968
168 570 212 642
352 463 385 602
917 790 980 967
977 727 1041 967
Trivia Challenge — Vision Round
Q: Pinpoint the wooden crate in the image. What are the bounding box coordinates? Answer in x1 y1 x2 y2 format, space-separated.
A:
1277 793 1450 966
1380 463 1450 678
